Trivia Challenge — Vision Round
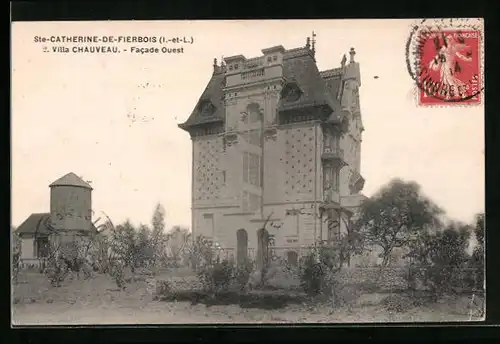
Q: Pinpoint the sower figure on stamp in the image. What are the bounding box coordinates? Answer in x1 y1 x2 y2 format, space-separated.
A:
428 33 473 98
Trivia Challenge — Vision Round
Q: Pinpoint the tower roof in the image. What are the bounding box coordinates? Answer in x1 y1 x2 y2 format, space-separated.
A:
178 44 345 132
178 70 226 129
49 172 93 190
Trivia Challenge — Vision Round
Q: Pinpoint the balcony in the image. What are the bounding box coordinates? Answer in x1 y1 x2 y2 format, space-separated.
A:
349 171 366 194
322 189 341 208
340 194 368 208
321 147 346 166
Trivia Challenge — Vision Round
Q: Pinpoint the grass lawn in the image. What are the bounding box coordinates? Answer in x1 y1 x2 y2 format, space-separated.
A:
11 269 484 325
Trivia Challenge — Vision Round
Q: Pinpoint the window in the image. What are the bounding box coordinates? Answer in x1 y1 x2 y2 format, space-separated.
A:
332 167 339 191
242 103 262 124
36 237 49 258
242 191 260 212
273 55 278 61
202 213 215 239
242 130 261 147
281 84 302 102
234 63 239 70
267 56 272 62
243 152 261 187
199 100 215 117
222 170 226 184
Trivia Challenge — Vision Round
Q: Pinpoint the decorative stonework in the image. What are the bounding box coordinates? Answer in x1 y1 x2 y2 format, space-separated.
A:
264 127 278 141
224 133 238 147
194 137 223 201
284 126 316 201
240 111 248 122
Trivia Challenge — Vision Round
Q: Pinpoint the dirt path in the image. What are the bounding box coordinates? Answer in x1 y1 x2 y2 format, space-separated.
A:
12 301 477 325
11 272 482 325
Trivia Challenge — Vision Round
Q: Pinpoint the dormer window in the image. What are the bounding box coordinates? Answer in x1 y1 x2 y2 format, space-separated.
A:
199 100 215 116
281 83 303 102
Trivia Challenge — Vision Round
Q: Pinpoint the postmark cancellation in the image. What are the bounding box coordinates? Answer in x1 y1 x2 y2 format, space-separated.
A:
406 18 484 107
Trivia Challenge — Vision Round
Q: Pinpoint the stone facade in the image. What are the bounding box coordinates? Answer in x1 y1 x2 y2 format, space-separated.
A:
180 40 366 253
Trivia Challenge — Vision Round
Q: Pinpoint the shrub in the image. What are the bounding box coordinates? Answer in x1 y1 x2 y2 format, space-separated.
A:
197 259 235 294
381 293 415 313
153 280 173 300
234 259 254 291
299 252 325 296
188 236 215 271
109 261 126 290
405 224 473 295
12 235 21 284
45 257 70 287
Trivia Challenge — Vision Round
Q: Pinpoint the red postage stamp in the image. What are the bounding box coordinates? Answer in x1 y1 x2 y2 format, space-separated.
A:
415 29 482 106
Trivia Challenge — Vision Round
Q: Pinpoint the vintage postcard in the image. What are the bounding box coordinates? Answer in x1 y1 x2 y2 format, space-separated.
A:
11 19 485 325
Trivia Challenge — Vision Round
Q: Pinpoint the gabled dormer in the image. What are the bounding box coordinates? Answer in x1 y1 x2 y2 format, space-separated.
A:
198 99 216 117
280 81 303 103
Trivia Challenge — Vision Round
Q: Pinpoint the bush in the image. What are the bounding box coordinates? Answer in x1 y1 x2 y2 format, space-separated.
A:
188 236 215 271
109 261 126 290
12 236 21 284
197 259 235 293
234 259 254 291
405 224 473 295
153 280 173 300
381 293 415 313
45 257 70 287
299 252 325 296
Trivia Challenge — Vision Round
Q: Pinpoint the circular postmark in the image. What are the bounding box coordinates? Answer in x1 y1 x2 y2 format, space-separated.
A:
405 18 484 105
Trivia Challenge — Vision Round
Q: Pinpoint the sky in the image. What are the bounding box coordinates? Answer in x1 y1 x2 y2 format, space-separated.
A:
11 19 484 229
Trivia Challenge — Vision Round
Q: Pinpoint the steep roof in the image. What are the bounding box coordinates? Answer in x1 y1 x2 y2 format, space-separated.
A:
178 69 225 129
14 212 98 236
15 213 53 236
49 172 93 190
320 68 345 123
278 48 339 114
179 46 344 131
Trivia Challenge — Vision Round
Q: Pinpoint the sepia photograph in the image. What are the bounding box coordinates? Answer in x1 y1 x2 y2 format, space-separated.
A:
11 18 485 325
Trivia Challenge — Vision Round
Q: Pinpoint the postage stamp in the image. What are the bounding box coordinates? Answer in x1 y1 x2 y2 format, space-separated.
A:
406 18 484 107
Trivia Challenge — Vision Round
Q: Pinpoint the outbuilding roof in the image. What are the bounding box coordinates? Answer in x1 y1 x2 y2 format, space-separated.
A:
49 172 93 190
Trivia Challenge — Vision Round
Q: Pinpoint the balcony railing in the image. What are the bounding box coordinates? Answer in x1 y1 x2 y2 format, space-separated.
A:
323 188 340 205
340 194 367 208
321 147 345 164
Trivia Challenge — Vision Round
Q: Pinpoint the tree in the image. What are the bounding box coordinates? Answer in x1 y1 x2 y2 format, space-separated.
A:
357 179 443 268
110 220 138 272
12 231 21 284
150 203 168 266
166 226 191 266
297 208 364 301
136 224 154 267
471 212 485 290
152 203 166 233
406 222 472 294
472 213 485 259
